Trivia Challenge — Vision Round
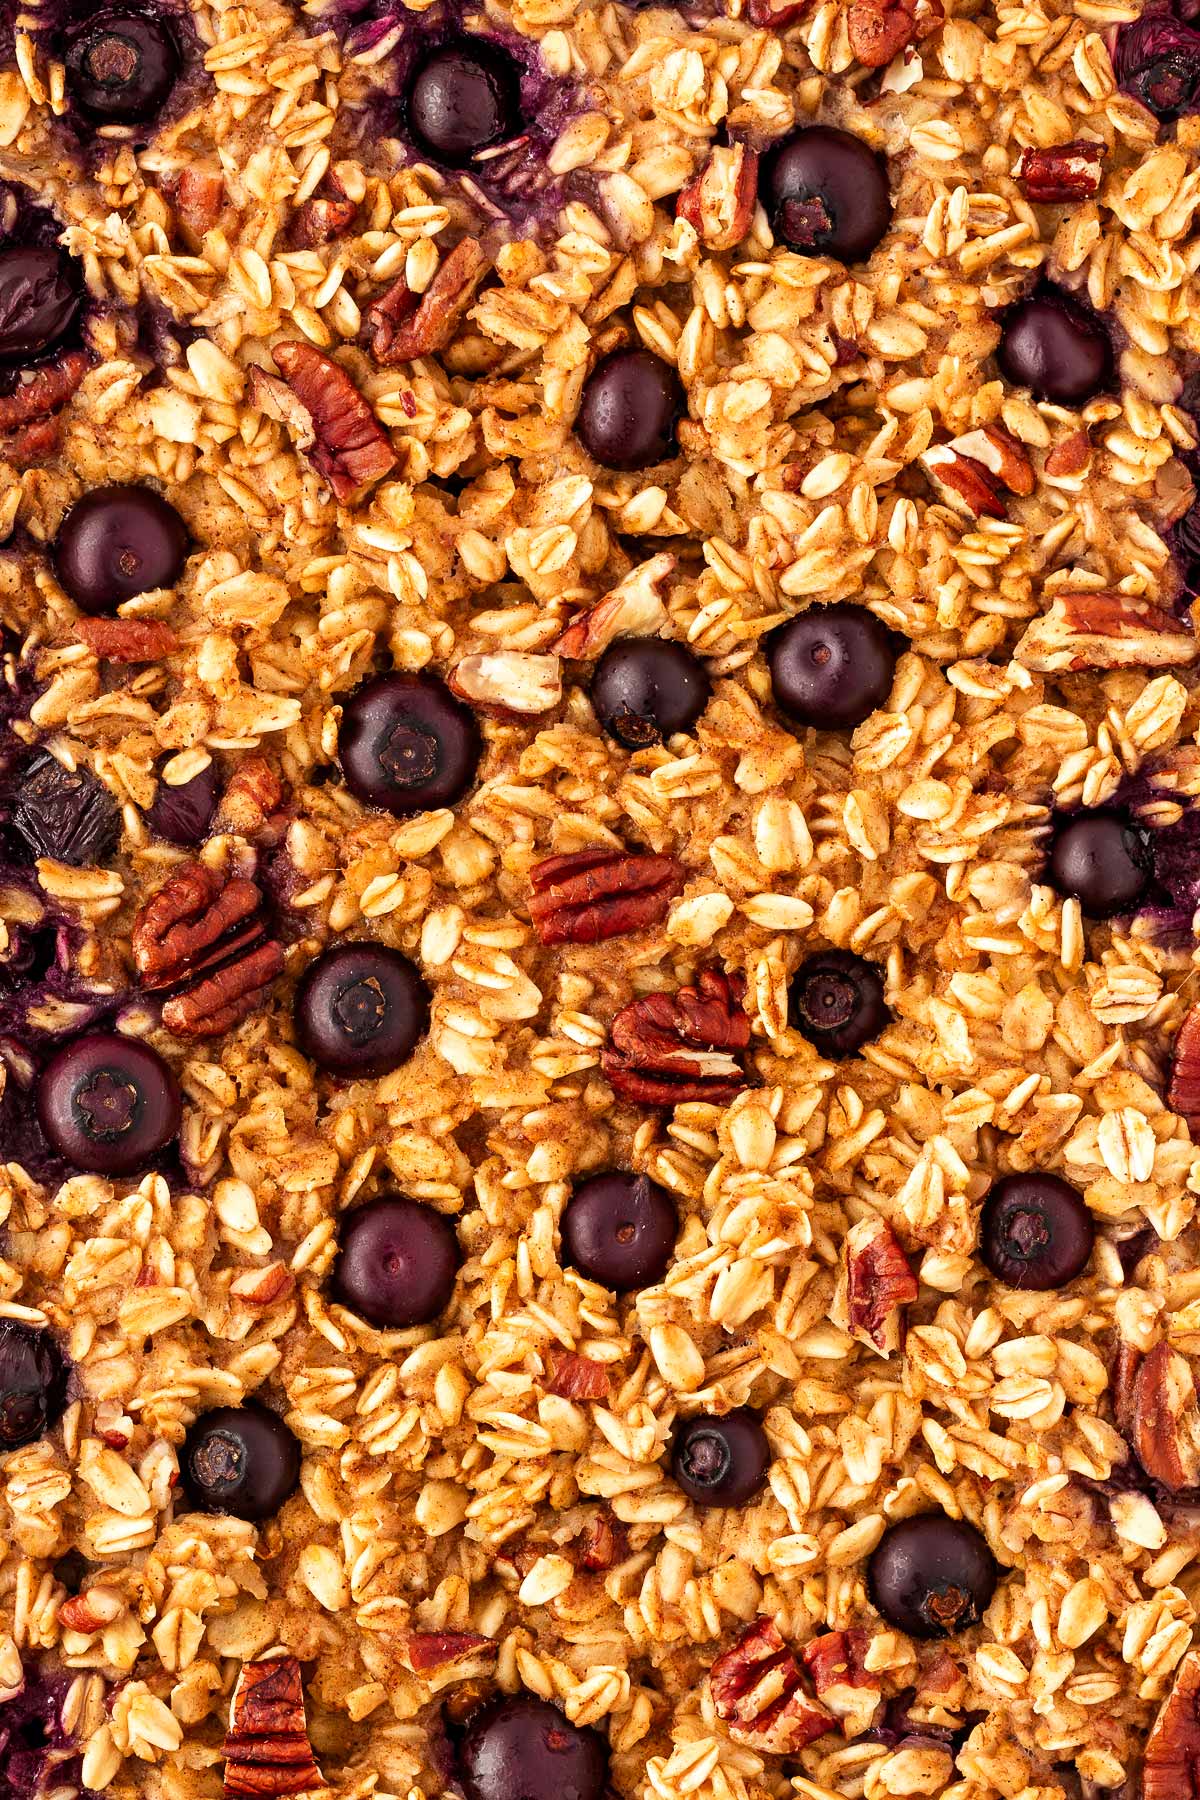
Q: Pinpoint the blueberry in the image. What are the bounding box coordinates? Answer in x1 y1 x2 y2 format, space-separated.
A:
0 248 81 364
767 603 898 731
331 1195 460 1327
998 289 1112 405
404 39 522 168
589 638 710 749
145 761 219 846
294 942 430 1078
980 1174 1094 1290
52 485 189 614
763 125 892 263
0 1672 76 1800
561 1171 678 1291
790 949 890 1058
868 1514 997 1639
36 1032 181 1175
458 1695 608 1800
575 349 684 471
670 1409 771 1508
62 7 181 126
180 1401 301 1521
1046 809 1152 917
338 672 482 816
1113 16 1200 122
12 753 120 868
0 1322 67 1449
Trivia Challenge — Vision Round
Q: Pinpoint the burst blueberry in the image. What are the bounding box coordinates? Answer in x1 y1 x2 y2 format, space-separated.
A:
575 348 684 470
589 638 710 748
980 1174 1094 1290
404 39 522 167
35 1032 181 1175
1113 15 1200 123
790 949 889 1058
145 761 219 846
11 753 120 868
331 1195 460 1327
180 1401 301 1521
0 247 81 363
338 672 482 816
868 1514 997 1639
763 125 892 263
670 1409 770 1508
0 1323 67 1449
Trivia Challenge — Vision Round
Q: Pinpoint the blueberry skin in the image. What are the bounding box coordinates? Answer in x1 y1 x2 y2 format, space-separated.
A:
11 752 120 867
1046 810 1152 918
997 289 1112 405
180 1401 302 1521
404 39 522 168
589 639 710 749
670 1409 771 1508
767 603 898 731
763 125 892 263
294 942 430 1078
53 485 189 614
458 1695 609 1800
0 247 81 364
145 762 219 846
575 349 685 471
789 949 890 1059
868 1514 998 1639
0 1322 68 1449
62 7 182 125
980 1174 1094 1290
36 1032 181 1176
338 672 482 816
331 1195 461 1327
561 1172 678 1292
1113 16 1200 123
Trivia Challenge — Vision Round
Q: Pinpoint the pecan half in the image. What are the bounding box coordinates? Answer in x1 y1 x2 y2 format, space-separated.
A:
450 652 562 717
405 1631 494 1672
367 237 488 366
1146 1649 1200 1800
132 860 284 1040
555 555 675 659
222 1656 322 1799
544 1347 610 1400
254 342 396 503
1133 1342 1200 1492
1169 1003 1200 1130
74 618 179 663
601 968 749 1106
677 145 759 252
0 351 90 433
216 756 288 843
710 1618 835 1754
162 941 284 1040
290 186 358 249
801 1631 879 1732
848 0 917 65
1014 593 1198 672
528 847 684 946
843 1216 918 1356
1014 140 1104 203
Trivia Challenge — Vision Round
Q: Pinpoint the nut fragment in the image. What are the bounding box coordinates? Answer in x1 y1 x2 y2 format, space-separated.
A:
743 0 812 23
676 145 759 252
450 653 562 717
1145 1648 1200 1800
1132 1342 1200 1492
1014 593 1198 672
601 967 749 1106
222 1656 322 1799
366 238 488 365
528 847 684 946
1169 1003 1200 1131
74 618 179 663
841 1216 917 1356
801 1631 879 1733
0 351 90 432
710 1618 834 1754
575 1510 627 1572
290 184 358 249
172 166 226 245
405 1631 494 1672
543 1347 610 1400
922 427 1033 518
216 757 288 842
555 555 675 659
255 342 396 503
1014 140 1104 203
847 0 918 66
161 940 285 1040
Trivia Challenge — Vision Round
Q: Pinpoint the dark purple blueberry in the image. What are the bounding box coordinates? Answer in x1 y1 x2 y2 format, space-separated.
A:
589 638 710 749
575 349 684 471
0 247 81 364
997 289 1112 405
404 39 522 168
0 1670 79 1800
0 1323 67 1449
180 1401 301 1521
35 1032 181 1175
11 753 120 867
1046 809 1152 917
561 1171 678 1292
790 949 889 1058
1113 15 1200 122
868 1514 997 1639
458 1695 608 1800
331 1195 460 1327
980 1174 1094 1290
62 7 181 125
294 942 429 1078
763 125 892 263
767 603 898 731
338 672 481 816
52 485 188 615
670 1409 770 1508
145 761 219 846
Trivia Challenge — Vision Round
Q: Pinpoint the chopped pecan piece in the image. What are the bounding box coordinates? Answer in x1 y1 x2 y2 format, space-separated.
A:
132 860 283 1040
405 1631 494 1672
1110 1339 1142 1442
1014 140 1104 203
601 968 750 1106
1145 1649 1200 1800
367 237 488 366
1044 430 1091 477
1133 1342 1200 1492
254 342 396 503
74 618 179 663
0 352 90 433
575 1510 627 1572
58 1587 123 1634
801 1630 878 1722
450 653 562 717
555 555 676 660
676 145 759 252
922 426 1033 518
528 847 684 946
710 1618 835 1754
173 166 226 246
544 1347 610 1400
744 0 812 23
290 186 358 249
6 415 61 462
222 1656 322 1799
1014 593 1198 672
216 756 288 843
848 0 917 65
843 1216 917 1356
1169 1003 1200 1131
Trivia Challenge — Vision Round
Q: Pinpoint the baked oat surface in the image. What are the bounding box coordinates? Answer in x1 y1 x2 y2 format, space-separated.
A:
0 0 1198 1792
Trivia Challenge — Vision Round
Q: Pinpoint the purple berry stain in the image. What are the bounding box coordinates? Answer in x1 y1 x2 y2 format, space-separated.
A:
0 1664 97 1800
